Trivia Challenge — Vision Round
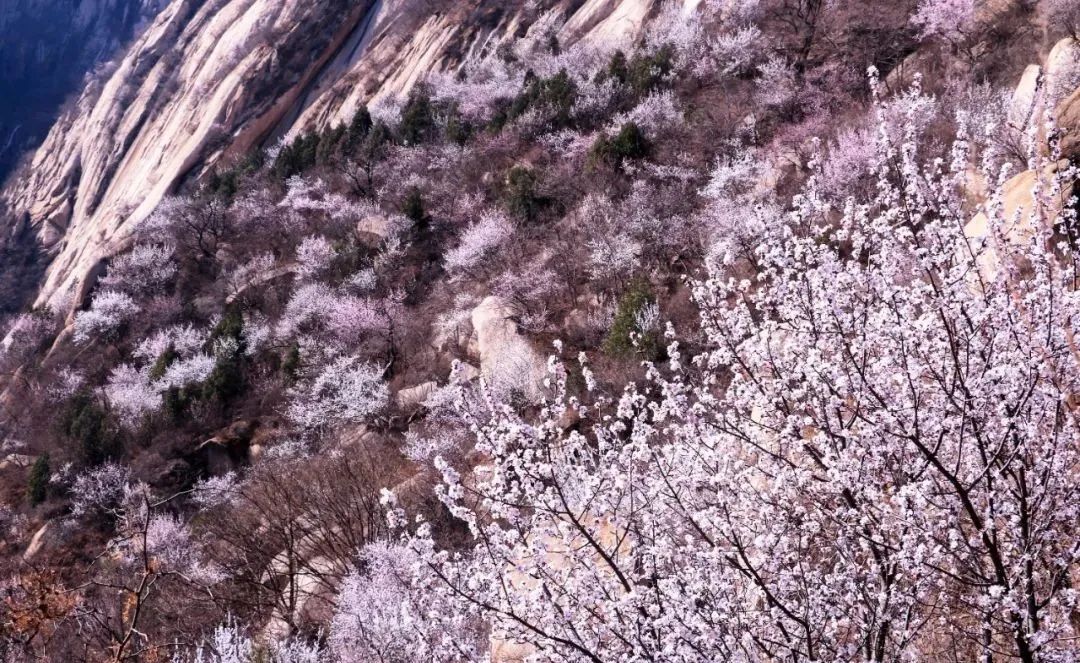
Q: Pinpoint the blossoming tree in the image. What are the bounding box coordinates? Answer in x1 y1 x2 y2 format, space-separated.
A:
399 83 1080 662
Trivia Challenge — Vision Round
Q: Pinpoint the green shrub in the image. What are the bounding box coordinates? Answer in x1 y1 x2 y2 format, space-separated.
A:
503 166 542 222
203 352 244 404
600 50 630 85
588 122 650 170
148 344 178 381
59 392 119 466
612 122 650 159
399 88 435 145
445 108 472 146
603 280 659 358
346 106 373 148
26 453 49 506
207 169 240 201
486 101 511 133
204 309 246 403
272 132 320 179
206 152 263 201
281 343 301 385
316 124 348 164
588 134 617 168
627 45 674 96
508 69 577 128
350 120 393 174
599 46 674 97
401 187 427 225
547 34 561 55
210 308 245 349
162 387 190 423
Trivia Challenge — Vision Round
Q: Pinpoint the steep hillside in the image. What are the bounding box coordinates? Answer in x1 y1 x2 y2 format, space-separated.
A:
0 0 659 319
1 1 1079 661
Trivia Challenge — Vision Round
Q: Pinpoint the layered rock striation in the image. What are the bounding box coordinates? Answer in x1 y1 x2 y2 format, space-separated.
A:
1 0 659 315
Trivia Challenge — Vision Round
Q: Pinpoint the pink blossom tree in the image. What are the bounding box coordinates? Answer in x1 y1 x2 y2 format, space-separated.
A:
911 0 979 46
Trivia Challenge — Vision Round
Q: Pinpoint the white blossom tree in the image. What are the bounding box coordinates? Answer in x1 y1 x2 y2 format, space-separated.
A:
329 541 486 662
73 291 140 343
397 84 1080 662
295 235 336 281
444 210 515 276
911 0 980 54
101 243 177 296
286 355 387 430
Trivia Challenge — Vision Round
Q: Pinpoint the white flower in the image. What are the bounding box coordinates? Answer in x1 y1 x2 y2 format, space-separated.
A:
73 291 140 343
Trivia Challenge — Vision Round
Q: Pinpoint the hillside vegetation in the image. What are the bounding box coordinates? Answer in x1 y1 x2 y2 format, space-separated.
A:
1 0 1080 661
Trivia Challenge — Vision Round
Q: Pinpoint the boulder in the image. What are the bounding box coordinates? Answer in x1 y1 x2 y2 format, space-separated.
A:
1046 38 1080 102
1010 64 1042 126
0 454 34 471
1044 38 1080 158
1001 39 1080 157
262 549 344 640
23 520 60 561
964 161 1072 279
1056 86 1080 158
449 360 481 385
389 469 434 510
355 213 398 245
197 419 259 475
395 381 438 409
225 262 299 305
470 297 547 402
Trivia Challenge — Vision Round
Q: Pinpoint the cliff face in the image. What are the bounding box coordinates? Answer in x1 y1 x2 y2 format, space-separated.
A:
0 0 166 183
1 0 658 315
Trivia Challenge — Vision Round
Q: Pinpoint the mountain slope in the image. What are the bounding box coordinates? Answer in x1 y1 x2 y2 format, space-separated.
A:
1 0 658 317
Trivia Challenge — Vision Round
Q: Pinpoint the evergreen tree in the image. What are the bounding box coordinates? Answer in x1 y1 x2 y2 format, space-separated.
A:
26 453 49 506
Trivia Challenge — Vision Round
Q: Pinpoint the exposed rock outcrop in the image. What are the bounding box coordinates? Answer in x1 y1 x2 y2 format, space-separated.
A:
964 161 1073 279
1008 38 1080 157
2 0 663 318
395 380 437 409
1046 37 1080 103
1010 63 1043 125
1057 87 1080 157
470 296 546 402
4 0 377 314
0 0 165 181
197 417 281 473
23 520 61 561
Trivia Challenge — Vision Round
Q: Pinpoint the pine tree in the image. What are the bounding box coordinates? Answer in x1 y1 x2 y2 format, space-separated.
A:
26 453 49 506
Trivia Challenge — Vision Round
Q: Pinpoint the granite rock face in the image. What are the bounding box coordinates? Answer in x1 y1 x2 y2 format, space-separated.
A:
0 0 166 182
1 0 660 315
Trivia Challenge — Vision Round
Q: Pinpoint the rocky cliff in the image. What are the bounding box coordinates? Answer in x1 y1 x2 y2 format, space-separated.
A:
0 0 166 182
1 0 660 316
